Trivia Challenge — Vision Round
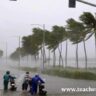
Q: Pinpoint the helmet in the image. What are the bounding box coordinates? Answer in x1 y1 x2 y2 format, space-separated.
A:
6 71 10 74
35 73 39 77
26 71 29 74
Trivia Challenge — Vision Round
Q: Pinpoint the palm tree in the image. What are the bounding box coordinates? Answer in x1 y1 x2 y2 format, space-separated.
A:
52 25 66 67
44 30 51 66
45 31 57 67
80 12 96 54
10 47 21 60
66 18 87 69
22 35 39 61
45 25 68 67
65 39 68 68
32 28 51 66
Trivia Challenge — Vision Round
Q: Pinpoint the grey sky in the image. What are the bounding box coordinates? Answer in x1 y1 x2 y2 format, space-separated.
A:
0 0 96 57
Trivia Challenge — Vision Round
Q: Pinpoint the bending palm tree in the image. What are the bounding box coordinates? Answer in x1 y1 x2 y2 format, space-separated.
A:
80 12 96 55
66 18 88 69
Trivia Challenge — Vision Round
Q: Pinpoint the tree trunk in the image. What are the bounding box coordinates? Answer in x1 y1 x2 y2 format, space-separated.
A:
76 43 79 69
60 43 63 67
34 54 37 61
48 49 51 66
83 40 87 70
43 46 46 63
27 55 28 65
58 47 61 67
53 51 56 67
37 52 39 60
41 49 43 59
65 40 68 68
58 43 63 67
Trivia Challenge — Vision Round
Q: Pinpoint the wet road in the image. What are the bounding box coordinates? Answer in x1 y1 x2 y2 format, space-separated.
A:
0 62 96 96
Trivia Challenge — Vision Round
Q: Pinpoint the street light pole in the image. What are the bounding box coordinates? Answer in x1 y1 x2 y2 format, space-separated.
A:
76 0 96 7
69 0 96 8
18 36 21 68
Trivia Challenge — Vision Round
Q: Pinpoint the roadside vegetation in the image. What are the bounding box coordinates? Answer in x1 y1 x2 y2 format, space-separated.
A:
19 66 96 80
42 67 96 80
10 12 96 71
9 12 96 80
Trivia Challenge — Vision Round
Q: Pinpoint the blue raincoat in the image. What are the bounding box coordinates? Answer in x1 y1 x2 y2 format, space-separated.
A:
31 75 44 95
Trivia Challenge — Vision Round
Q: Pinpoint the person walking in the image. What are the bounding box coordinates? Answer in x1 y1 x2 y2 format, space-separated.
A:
22 72 31 91
3 71 10 91
31 74 45 95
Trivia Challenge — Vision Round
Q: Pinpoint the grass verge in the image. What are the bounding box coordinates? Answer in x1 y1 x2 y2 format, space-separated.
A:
42 68 96 80
18 66 96 80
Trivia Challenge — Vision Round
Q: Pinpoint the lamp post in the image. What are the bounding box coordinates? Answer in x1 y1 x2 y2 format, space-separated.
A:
77 0 96 7
31 24 45 70
18 36 21 68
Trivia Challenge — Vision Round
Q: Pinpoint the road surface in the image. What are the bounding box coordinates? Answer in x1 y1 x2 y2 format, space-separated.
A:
0 62 96 96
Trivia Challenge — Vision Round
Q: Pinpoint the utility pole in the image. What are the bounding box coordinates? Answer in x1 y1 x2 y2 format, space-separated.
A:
9 0 96 7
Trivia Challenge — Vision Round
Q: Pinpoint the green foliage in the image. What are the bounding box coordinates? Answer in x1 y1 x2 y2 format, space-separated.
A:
79 12 96 41
46 25 67 51
10 48 20 60
22 35 39 56
10 12 96 70
22 26 67 56
79 12 96 29
19 67 37 72
66 18 87 44
10 47 27 60
22 28 48 56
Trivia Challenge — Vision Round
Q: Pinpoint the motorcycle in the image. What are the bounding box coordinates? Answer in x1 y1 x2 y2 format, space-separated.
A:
39 83 47 96
10 76 17 91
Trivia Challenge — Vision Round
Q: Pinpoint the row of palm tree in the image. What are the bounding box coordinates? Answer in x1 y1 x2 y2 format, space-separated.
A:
10 12 96 70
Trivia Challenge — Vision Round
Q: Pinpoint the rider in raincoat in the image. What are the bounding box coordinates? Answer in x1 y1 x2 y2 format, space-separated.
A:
31 74 44 95
3 71 10 91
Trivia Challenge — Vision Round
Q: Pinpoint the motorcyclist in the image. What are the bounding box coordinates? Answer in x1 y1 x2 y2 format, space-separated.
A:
3 71 10 91
22 72 31 91
31 74 45 95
